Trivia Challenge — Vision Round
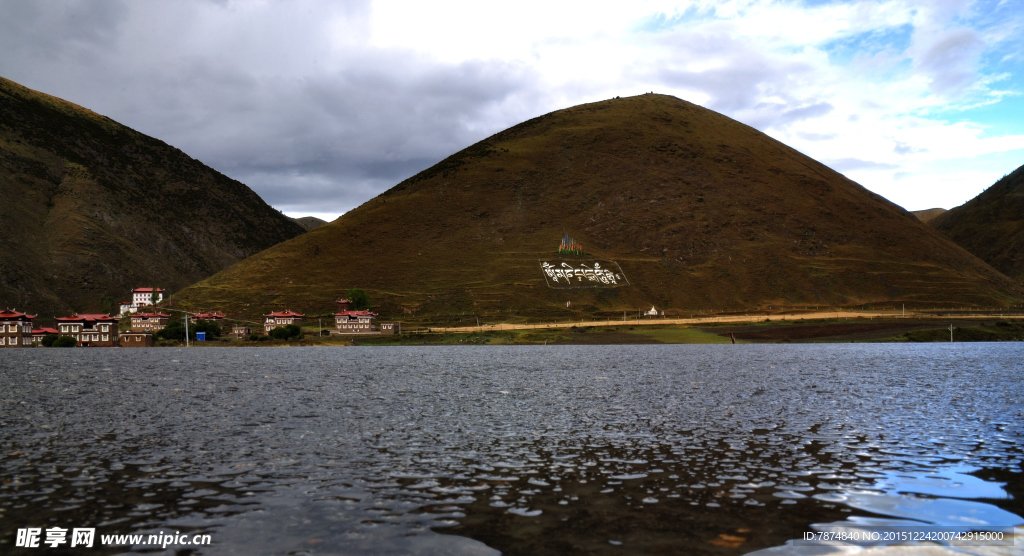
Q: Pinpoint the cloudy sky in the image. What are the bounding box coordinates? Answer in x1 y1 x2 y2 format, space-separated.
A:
1 0 1022 221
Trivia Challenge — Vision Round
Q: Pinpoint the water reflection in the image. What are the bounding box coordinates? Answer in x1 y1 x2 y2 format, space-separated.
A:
1 344 1021 554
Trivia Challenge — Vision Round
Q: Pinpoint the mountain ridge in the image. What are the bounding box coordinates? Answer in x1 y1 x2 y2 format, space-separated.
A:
931 164 1024 285
912 208 947 224
0 75 306 317
167 93 1021 322
291 216 329 232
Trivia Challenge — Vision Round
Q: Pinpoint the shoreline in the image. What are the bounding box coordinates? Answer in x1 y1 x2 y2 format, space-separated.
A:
421 310 1024 334
121 314 1024 347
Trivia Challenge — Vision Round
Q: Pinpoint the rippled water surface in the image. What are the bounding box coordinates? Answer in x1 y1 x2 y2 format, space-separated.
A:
2 344 1023 555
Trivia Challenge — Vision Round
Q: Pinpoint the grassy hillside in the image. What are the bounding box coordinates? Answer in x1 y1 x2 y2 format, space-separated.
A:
169 94 1020 324
0 76 305 317
931 164 1024 285
291 216 329 232
912 208 947 223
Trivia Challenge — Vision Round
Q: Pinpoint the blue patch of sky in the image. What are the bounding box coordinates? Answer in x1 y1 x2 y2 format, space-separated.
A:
632 6 709 34
926 94 1024 138
962 0 1022 31
819 24 913 66
912 0 1024 138
797 0 849 7
630 0 1023 139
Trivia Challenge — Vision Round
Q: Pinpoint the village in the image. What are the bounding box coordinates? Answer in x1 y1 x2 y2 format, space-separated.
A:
0 287 400 348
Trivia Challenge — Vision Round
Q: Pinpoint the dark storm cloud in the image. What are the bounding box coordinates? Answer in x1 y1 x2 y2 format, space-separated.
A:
0 0 127 55
0 0 535 215
145 55 535 212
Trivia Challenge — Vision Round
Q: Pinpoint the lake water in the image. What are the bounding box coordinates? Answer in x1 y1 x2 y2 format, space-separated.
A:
1 344 1022 555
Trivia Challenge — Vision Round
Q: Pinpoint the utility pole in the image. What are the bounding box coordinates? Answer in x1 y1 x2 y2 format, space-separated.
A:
950 324 954 342
184 313 190 347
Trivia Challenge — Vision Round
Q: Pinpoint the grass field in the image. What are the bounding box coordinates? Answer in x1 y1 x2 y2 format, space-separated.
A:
631 327 735 344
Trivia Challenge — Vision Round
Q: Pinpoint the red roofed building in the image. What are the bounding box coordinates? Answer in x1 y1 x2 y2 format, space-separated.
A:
1 310 34 348
264 311 303 333
131 312 170 333
334 310 378 334
31 327 59 344
330 299 397 335
133 287 164 306
55 314 119 347
120 287 165 315
190 312 225 324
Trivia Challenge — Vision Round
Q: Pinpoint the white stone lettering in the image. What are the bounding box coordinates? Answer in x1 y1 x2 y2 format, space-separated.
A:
540 260 628 289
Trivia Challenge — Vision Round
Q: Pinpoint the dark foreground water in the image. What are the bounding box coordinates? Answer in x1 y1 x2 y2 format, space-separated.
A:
1 344 1022 555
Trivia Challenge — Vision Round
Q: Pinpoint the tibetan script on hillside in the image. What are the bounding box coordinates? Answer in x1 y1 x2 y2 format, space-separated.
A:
540 260 629 289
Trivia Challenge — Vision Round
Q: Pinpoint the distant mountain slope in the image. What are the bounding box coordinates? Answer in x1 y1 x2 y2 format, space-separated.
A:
932 165 1024 285
912 208 947 223
291 216 328 232
170 94 1019 322
0 76 305 316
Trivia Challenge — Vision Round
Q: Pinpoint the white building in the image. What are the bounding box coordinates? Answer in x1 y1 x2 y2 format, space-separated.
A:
120 287 165 315
264 310 304 333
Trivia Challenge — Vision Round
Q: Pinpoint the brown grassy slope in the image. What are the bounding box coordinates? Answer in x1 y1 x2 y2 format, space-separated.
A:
912 208 947 223
291 216 329 232
170 94 1020 322
931 164 1024 285
0 76 305 317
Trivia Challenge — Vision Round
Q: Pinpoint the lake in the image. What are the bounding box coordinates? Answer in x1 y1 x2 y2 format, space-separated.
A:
1 344 1022 555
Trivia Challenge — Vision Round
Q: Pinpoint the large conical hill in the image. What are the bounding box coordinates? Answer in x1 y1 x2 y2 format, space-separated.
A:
931 164 1024 286
170 94 1020 323
0 76 305 317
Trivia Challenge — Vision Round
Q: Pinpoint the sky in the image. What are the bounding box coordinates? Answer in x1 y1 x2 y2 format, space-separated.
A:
1 0 1022 221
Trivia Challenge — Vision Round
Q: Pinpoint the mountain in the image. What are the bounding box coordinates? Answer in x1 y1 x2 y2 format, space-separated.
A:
912 208 947 223
931 165 1024 285
291 216 329 232
169 94 1019 323
0 76 305 317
